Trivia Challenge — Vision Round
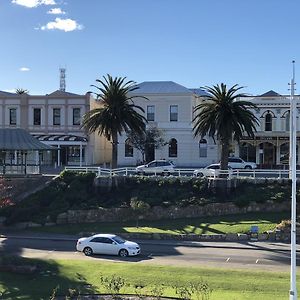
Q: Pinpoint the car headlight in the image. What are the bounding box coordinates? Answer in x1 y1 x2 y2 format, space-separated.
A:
128 246 138 250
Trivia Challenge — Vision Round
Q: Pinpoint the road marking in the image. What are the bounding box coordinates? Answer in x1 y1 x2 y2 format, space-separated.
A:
256 259 259 264
226 257 230 262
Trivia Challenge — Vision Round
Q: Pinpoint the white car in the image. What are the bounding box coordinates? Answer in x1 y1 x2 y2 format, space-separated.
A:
76 234 141 257
193 164 233 177
228 157 257 169
136 160 175 175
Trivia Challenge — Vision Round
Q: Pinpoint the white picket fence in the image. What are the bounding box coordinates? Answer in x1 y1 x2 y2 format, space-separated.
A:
64 166 299 179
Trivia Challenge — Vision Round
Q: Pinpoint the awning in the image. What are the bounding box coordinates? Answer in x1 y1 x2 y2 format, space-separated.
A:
32 134 88 142
0 128 54 151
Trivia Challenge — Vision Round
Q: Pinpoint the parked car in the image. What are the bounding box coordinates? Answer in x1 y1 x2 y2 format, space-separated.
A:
76 234 141 257
193 164 233 177
228 157 257 169
136 159 175 175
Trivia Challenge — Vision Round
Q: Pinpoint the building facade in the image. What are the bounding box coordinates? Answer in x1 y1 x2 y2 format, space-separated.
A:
0 90 92 167
236 90 296 168
116 81 219 167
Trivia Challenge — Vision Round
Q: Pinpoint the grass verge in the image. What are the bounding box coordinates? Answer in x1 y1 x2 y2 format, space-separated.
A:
0 258 296 300
27 211 289 235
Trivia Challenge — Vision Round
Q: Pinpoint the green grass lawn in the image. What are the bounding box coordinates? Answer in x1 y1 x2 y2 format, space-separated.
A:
0 257 296 300
28 211 289 235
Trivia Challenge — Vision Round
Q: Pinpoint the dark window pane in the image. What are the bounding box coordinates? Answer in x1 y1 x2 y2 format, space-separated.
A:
73 108 81 125
34 108 41 125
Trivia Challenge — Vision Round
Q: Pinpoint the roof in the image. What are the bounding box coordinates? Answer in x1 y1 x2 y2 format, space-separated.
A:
32 134 88 142
258 90 282 97
131 81 193 94
189 88 210 96
0 90 16 96
0 129 53 150
47 90 82 97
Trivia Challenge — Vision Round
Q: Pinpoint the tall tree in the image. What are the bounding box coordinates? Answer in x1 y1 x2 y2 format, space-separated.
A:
15 88 28 94
193 83 258 171
82 75 147 168
127 126 167 163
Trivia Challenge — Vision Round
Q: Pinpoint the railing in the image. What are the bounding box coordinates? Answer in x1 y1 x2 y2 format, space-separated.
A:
64 166 299 179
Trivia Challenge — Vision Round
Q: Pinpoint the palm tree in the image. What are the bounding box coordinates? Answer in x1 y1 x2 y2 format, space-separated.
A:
193 83 259 171
15 88 28 94
82 75 147 168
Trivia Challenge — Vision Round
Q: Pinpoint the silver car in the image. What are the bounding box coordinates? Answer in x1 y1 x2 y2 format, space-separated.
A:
76 234 141 257
193 164 233 177
136 160 175 175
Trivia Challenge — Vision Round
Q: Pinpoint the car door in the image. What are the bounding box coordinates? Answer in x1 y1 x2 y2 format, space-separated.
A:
89 237 106 254
101 237 120 255
146 161 157 174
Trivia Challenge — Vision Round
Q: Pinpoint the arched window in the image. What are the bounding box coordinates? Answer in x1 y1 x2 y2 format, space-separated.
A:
168 138 177 157
125 139 133 157
265 113 272 131
199 139 207 157
285 111 290 131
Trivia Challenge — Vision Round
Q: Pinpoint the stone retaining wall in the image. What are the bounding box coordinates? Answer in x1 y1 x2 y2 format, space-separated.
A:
56 200 290 224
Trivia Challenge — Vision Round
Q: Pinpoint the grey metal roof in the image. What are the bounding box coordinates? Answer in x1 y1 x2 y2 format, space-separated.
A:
189 88 210 96
47 90 82 97
131 81 193 94
0 91 17 96
258 90 282 97
0 129 53 150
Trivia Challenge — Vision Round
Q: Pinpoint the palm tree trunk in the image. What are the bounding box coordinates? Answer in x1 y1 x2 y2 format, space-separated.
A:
111 132 118 169
220 138 230 171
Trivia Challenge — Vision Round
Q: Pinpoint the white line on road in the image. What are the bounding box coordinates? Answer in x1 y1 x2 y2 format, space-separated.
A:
226 257 230 262
256 259 259 264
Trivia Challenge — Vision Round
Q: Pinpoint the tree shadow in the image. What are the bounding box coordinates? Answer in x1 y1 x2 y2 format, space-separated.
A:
0 237 98 300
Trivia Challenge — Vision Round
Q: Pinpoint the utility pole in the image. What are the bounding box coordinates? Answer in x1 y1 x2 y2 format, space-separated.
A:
289 60 297 300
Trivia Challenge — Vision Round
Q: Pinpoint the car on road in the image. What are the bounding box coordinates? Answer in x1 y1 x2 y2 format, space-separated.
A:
228 157 257 169
136 159 175 175
76 234 141 257
193 164 233 177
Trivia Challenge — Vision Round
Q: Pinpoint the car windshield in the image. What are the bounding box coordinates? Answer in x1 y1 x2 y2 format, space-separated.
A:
112 236 125 244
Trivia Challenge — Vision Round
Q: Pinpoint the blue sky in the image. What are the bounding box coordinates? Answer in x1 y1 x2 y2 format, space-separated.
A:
1 0 300 95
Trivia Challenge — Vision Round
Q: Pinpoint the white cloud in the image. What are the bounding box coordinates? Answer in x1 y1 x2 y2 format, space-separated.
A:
40 18 83 32
47 8 66 15
12 0 56 8
19 67 30 72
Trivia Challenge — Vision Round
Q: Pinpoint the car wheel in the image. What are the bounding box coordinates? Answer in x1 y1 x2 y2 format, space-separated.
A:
83 247 93 256
162 171 170 176
119 249 129 257
244 166 252 169
197 172 204 177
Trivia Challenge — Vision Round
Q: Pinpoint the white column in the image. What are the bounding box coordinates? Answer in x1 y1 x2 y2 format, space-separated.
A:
35 151 39 164
80 142 83 167
57 145 61 167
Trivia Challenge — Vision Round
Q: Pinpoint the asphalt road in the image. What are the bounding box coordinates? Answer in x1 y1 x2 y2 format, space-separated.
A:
0 233 299 271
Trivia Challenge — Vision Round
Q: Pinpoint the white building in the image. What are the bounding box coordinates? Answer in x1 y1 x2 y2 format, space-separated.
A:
236 90 296 168
0 90 92 167
117 81 219 167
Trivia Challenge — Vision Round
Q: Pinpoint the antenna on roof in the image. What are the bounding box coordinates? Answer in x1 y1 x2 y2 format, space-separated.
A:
59 67 66 92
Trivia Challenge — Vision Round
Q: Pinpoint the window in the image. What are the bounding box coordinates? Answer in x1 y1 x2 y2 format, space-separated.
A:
73 108 81 125
170 105 178 122
285 111 290 131
199 139 207 157
9 108 16 125
53 108 61 125
125 139 133 157
168 138 177 157
33 108 41 125
147 105 155 121
265 113 272 131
